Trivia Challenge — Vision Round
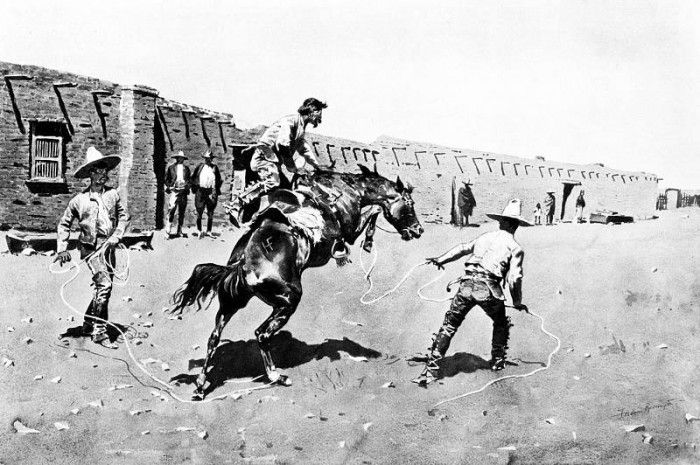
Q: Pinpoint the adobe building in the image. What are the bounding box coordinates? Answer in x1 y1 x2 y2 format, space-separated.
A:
0 61 261 233
1 61 659 235
305 134 660 225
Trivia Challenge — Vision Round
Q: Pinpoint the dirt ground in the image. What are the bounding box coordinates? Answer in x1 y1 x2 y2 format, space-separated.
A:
1 208 699 465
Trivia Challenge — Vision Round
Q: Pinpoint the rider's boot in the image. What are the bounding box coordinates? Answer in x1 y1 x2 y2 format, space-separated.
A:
225 197 245 228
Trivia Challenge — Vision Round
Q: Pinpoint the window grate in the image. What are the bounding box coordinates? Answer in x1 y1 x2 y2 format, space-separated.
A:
32 136 63 180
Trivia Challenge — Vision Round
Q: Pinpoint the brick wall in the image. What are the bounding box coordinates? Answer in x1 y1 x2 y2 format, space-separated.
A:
305 133 659 225
0 62 121 231
0 60 659 233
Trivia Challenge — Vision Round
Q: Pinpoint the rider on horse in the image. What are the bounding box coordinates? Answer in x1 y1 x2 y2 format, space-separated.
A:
226 98 331 227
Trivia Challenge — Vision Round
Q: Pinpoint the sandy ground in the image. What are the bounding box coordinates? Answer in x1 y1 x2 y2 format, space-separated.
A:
0 208 699 465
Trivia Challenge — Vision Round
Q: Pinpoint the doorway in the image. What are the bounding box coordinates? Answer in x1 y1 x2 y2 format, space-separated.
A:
560 181 581 221
153 115 167 229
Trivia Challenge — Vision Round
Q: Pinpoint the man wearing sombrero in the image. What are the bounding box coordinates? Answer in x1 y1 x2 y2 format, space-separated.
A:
544 190 556 226
191 150 222 237
413 199 530 385
164 151 191 237
54 147 130 348
457 178 476 227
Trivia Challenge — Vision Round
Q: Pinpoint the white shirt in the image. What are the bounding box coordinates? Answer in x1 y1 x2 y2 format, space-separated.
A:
257 113 318 170
198 164 216 189
175 164 186 189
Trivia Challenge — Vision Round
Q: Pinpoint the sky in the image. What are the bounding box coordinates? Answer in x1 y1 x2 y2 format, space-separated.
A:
1 0 698 189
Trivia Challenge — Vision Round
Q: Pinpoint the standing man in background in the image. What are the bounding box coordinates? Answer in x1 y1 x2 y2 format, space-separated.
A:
164 151 191 237
191 150 223 237
574 190 586 223
457 179 476 227
544 190 556 226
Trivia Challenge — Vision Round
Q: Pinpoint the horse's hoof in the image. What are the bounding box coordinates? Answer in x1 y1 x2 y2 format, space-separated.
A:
191 391 205 401
267 372 292 386
276 375 292 387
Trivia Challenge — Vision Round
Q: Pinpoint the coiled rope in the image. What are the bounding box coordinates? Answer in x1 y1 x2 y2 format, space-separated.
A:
49 243 272 403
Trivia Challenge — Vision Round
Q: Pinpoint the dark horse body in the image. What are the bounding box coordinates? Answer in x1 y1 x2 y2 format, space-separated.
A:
170 165 423 399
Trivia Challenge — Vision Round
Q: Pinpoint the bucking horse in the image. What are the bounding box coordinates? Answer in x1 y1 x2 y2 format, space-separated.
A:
169 164 423 399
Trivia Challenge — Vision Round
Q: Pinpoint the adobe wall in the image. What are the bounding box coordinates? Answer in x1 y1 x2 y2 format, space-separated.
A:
0 61 261 232
305 133 659 225
1 60 660 234
0 62 121 231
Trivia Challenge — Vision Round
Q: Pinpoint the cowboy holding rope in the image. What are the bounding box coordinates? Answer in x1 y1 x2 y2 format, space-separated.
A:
54 147 129 349
414 199 530 385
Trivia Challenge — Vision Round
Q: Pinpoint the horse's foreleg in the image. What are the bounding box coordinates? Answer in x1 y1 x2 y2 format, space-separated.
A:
193 309 233 400
362 211 379 253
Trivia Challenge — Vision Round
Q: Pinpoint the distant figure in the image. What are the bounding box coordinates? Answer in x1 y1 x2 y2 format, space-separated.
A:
413 199 531 386
54 147 130 349
457 180 476 226
544 191 556 225
164 151 191 237
191 150 223 237
575 190 586 223
533 202 542 225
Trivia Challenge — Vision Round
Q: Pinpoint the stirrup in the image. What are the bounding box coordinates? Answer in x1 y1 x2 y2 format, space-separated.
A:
331 240 351 266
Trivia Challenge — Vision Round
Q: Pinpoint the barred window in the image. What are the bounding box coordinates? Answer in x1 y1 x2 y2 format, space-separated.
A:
32 136 63 180
29 121 68 182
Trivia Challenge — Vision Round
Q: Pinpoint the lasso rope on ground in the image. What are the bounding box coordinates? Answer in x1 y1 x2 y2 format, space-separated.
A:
49 244 272 404
357 233 562 411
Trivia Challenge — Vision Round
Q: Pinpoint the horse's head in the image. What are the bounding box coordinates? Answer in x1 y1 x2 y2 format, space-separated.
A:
380 176 424 241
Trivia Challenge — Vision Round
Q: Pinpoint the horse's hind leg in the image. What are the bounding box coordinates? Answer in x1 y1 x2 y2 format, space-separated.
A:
255 283 301 386
193 287 251 400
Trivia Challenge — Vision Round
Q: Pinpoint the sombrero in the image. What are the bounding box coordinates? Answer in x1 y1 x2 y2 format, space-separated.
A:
171 150 187 159
74 147 121 179
486 199 533 227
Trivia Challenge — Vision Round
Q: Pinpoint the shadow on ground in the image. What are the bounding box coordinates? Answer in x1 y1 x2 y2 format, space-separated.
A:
170 331 382 393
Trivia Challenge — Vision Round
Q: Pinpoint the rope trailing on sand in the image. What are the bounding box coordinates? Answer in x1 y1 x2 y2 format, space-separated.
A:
357 235 561 412
49 244 272 404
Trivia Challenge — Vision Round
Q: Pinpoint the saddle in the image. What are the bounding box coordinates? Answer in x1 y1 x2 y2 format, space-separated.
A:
250 187 350 266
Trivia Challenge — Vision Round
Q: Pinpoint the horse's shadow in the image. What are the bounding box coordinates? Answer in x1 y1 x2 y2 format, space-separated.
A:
170 331 382 393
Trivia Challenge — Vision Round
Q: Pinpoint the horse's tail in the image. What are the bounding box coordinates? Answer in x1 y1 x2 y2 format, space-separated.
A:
169 263 237 314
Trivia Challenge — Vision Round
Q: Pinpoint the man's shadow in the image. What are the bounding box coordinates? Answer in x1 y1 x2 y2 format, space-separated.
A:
435 352 491 378
170 331 382 394
59 322 136 342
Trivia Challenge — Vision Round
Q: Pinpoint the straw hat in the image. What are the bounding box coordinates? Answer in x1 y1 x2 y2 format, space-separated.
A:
202 150 214 159
171 150 187 159
486 199 533 226
74 147 121 179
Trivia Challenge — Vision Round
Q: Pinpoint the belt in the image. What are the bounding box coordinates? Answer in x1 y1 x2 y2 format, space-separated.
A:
446 270 500 293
